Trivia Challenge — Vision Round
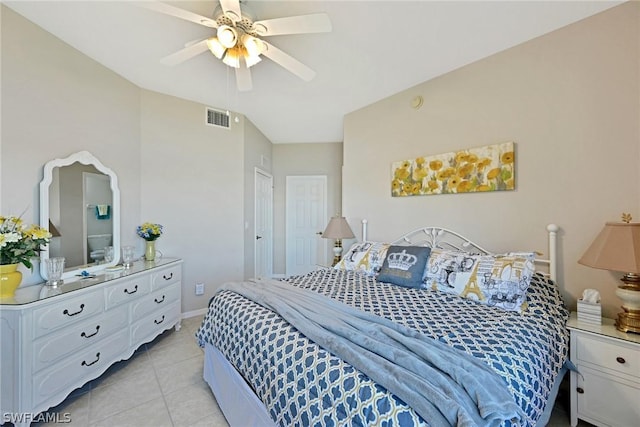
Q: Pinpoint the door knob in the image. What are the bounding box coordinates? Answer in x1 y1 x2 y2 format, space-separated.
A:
256 235 262 240
316 231 323 235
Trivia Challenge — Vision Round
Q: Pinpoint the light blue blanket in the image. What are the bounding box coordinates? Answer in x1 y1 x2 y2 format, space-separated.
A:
218 278 525 427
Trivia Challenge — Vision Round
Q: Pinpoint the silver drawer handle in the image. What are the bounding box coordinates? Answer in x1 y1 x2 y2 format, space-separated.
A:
616 356 626 364
163 273 173 281
63 304 85 317
81 325 100 339
154 315 165 325
154 295 165 304
81 352 100 367
124 285 138 295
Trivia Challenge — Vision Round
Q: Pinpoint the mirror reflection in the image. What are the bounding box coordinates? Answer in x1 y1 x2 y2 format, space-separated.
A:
40 151 120 280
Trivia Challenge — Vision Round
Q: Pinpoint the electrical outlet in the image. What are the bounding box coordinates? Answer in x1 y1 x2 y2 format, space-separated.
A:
195 283 204 296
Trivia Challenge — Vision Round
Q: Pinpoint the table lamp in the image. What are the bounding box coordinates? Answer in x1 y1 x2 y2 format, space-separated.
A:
578 214 640 333
322 216 355 266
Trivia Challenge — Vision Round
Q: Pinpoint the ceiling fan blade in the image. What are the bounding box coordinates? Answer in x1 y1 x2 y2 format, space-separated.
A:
260 41 316 82
161 39 209 66
235 60 253 92
136 2 218 28
253 13 332 36
220 0 242 23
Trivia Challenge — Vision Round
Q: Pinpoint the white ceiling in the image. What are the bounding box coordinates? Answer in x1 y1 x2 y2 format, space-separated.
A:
3 1 622 143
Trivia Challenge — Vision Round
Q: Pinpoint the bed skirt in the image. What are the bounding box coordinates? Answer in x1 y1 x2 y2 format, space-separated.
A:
203 343 275 427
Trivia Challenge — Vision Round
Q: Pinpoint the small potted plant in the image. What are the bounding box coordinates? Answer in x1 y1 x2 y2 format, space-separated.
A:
136 222 163 262
0 215 51 297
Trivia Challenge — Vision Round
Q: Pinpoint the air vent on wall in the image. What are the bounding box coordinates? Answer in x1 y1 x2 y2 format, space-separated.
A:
206 107 230 129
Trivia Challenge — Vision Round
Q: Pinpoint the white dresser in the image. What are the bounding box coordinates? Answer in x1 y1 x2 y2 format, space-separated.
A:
0 258 182 426
567 312 640 427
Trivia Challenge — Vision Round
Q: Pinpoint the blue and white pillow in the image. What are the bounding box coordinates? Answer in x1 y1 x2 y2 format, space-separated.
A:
377 245 431 288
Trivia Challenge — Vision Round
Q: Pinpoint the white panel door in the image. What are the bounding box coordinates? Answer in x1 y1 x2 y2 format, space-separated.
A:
286 176 327 276
255 169 273 279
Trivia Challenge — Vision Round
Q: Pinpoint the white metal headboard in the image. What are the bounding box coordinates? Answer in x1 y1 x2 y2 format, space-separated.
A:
361 220 559 282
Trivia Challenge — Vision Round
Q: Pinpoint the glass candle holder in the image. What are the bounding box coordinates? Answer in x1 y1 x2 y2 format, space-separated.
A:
45 257 65 287
121 245 136 268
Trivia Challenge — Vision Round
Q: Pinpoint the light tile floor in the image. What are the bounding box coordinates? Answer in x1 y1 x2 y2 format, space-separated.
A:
20 315 589 427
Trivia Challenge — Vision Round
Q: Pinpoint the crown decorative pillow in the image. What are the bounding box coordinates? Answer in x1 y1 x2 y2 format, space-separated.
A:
334 241 390 276
377 245 431 288
423 249 536 312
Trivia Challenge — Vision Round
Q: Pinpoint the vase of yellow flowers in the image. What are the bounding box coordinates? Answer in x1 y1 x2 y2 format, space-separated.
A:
0 215 52 297
136 222 163 261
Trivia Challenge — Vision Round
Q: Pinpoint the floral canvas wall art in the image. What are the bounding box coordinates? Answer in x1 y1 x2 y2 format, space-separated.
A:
391 142 515 197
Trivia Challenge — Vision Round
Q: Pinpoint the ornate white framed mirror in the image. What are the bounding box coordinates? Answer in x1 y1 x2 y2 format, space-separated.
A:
39 151 121 280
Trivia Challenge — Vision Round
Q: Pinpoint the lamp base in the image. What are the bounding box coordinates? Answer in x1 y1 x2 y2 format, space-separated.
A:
332 239 343 267
616 307 640 334
615 279 640 334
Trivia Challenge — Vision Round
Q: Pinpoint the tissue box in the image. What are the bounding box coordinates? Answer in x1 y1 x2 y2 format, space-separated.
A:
577 300 602 325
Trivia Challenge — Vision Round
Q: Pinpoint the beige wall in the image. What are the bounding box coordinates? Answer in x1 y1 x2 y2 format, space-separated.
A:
1 6 141 285
243 118 273 278
343 2 640 318
139 90 246 313
1 7 263 314
272 143 343 275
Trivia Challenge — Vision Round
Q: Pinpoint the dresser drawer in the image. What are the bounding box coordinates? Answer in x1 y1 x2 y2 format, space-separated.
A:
32 289 103 338
576 334 640 379
31 329 129 408
32 304 128 372
150 264 181 291
131 301 180 345
130 283 180 320
105 276 151 309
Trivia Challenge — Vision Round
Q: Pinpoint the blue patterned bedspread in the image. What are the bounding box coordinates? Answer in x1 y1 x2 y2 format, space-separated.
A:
196 269 569 427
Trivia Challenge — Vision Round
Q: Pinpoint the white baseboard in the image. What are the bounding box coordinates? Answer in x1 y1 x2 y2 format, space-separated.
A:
182 308 208 319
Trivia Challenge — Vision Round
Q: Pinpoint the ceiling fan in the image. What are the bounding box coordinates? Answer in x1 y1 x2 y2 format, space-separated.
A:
139 0 332 91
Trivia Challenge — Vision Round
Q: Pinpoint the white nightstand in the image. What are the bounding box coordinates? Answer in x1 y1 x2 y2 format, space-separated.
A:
567 312 640 427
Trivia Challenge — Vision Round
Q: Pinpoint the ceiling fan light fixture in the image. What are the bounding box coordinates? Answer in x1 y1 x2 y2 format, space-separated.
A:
222 47 241 68
206 37 226 59
242 34 262 58
245 52 262 68
217 25 238 49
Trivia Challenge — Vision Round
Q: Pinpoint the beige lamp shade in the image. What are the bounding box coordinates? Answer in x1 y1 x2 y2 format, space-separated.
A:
322 217 355 240
578 222 640 274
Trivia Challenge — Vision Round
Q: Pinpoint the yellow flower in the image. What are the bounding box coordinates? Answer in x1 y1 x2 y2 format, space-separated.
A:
392 179 402 191
501 151 515 164
477 158 492 172
410 182 422 194
455 152 469 164
467 154 478 163
427 180 439 190
448 176 461 189
457 163 474 177
438 167 455 180
394 167 410 180
487 168 501 180
413 166 428 181
476 184 491 192
415 157 426 166
457 180 472 193
429 160 443 171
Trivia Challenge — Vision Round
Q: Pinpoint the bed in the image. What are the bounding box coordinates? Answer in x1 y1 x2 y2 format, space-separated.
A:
196 223 570 427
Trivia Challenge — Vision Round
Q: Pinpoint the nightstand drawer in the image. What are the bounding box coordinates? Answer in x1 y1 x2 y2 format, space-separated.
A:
576 333 640 379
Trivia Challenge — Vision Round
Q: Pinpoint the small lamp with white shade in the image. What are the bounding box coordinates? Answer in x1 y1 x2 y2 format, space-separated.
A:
322 216 355 266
